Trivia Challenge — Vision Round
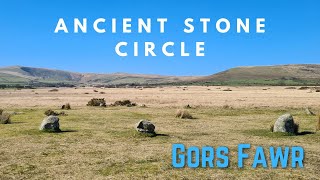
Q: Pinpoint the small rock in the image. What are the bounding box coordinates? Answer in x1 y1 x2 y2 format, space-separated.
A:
273 114 295 133
175 109 193 119
136 120 155 133
305 108 315 116
0 114 11 124
39 116 61 132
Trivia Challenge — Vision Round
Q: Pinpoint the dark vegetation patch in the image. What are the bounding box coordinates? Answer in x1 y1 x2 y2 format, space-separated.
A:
61 103 71 110
111 100 137 107
44 109 67 116
87 98 106 107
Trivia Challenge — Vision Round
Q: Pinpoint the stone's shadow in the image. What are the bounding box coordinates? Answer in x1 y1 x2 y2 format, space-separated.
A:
58 130 78 133
297 131 315 136
0 121 25 124
136 131 169 138
155 133 170 137
10 121 26 124
45 129 78 133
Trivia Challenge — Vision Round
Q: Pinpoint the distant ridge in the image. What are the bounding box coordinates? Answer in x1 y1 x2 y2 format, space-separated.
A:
0 66 199 86
197 64 320 85
0 64 320 87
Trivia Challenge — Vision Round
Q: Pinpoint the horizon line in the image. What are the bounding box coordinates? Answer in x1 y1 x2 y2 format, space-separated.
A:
1 63 320 77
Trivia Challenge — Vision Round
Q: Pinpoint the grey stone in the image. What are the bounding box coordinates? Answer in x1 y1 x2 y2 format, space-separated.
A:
136 120 155 133
305 108 315 116
273 114 295 133
39 115 61 132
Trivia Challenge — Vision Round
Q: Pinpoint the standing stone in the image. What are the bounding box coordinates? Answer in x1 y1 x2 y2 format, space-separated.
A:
273 114 295 133
40 115 61 132
136 120 155 133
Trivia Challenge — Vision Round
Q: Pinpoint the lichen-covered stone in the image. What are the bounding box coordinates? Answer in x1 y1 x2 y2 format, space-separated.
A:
40 115 61 132
136 120 155 133
273 114 295 133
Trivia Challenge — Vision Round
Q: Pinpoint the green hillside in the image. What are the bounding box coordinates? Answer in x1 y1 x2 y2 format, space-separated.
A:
196 64 320 86
1 64 320 87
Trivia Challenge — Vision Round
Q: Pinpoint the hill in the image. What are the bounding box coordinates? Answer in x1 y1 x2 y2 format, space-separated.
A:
0 66 198 87
0 64 320 87
0 66 82 86
196 64 320 86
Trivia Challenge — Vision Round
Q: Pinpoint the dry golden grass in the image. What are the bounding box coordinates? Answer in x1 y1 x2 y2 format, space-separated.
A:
0 86 319 179
1 86 320 109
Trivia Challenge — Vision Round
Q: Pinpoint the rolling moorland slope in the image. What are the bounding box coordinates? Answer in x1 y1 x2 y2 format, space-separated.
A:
0 66 198 87
0 64 320 87
196 64 320 86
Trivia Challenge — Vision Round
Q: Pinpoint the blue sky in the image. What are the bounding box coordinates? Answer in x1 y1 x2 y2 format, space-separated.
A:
0 0 319 75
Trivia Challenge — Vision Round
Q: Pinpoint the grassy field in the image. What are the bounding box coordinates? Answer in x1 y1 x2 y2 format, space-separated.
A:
0 86 320 179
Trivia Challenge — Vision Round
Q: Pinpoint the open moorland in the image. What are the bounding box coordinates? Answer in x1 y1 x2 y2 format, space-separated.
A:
0 86 320 179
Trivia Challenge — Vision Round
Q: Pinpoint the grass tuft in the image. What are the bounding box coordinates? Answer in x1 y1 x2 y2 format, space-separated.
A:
270 124 274 132
61 103 71 110
44 109 59 116
111 100 137 107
